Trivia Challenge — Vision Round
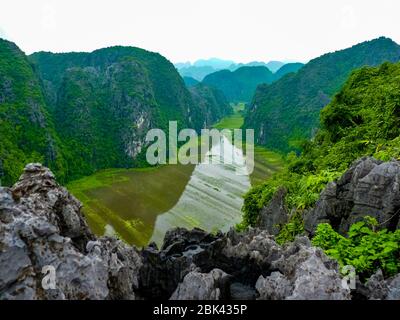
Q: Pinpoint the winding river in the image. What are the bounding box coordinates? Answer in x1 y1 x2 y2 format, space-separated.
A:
149 135 250 246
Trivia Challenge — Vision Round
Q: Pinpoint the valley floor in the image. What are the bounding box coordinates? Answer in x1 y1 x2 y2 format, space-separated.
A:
67 104 284 246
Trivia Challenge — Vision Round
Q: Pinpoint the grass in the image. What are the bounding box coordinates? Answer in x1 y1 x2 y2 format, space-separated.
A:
213 103 245 130
251 146 285 185
67 164 195 247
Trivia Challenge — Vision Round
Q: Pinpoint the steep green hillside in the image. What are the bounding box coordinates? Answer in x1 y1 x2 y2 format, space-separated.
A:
30 46 195 130
188 83 232 127
244 37 400 152
202 66 275 102
298 61 400 172
1 40 228 185
30 46 234 180
29 47 197 180
241 61 400 234
0 39 66 186
53 58 159 180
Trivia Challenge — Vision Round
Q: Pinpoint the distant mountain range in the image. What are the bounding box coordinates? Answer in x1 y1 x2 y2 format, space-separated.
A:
201 63 304 102
175 59 301 81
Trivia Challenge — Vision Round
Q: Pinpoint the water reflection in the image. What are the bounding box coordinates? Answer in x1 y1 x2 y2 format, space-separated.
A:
150 135 251 246
73 135 251 247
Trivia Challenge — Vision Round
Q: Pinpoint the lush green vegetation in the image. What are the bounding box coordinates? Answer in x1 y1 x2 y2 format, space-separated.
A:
0 39 67 185
240 163 342 231
213 103 245 130
31 46 192 126
7 44 189 184
52 58 157 181
31 46 195 137
1 39 232 185
250 146 285 186
31 47 232 182
67 105 283 246
293 62 400 171
244 37 400 153
240 62 400 243
312 217 400 278
275 211 305 245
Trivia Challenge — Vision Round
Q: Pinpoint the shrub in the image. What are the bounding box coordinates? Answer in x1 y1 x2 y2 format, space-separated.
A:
240 168 341 231
312 216 400 279
275 211 305 245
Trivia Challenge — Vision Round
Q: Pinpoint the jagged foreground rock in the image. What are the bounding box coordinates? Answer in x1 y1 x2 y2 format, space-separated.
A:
304 157 400 234
0 164 142 299
0 163 398 300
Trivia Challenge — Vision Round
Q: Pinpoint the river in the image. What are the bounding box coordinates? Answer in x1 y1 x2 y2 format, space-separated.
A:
67 112 283 247
149 135 250 246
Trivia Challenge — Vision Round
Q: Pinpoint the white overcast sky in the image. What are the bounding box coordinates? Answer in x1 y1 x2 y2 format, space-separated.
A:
0 0 399 63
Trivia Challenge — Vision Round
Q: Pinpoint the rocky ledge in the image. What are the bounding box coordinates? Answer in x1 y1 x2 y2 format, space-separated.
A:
0 162 399 300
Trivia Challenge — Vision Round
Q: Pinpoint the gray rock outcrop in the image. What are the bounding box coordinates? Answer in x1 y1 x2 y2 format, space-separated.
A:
304 157 400 235
170 269 230 300
355 269 400 300
257 187 288 235
0 164 142 300
255 237 351 300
